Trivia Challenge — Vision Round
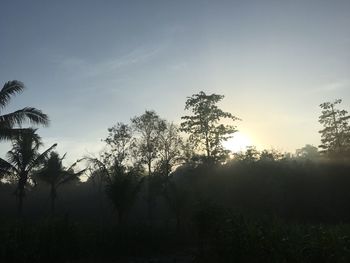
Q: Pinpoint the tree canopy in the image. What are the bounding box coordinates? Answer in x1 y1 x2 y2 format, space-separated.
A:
180 91 240 163
319 99 350 157
0 80 49 141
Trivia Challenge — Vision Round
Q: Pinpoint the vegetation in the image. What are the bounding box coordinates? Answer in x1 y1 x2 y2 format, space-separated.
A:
1 83 350 262
319 99 350 157
36 152 84 215
180 91 240 163
0 129 56 216
0 80 49 140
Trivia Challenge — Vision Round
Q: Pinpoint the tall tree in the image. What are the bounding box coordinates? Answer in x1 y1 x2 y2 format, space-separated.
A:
103 122 133 171
105 165 143 225
87 157 143 225
86 123 144 224
319 99 350 156
0 80 49 140
156 122 183 177
0 129 57 216
131 110 165 176
36 152 85 215
180 91 240 163
131 110 166 224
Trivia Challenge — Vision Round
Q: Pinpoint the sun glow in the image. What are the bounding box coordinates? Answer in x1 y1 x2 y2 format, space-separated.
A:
223 132 253 153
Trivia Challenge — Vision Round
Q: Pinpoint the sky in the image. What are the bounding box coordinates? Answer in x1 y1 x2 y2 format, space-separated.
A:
1 0 350 163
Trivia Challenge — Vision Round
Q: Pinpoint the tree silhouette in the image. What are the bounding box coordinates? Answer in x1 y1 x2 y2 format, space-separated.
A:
180 91 240 163
85 123 145 224
0 129 56 216
234 146 260 162
105 165 143 225
295 144 320 160
0 80 49 140
88 157 143 225
156 122 183 177
319 99 350 156
36 152 85 215
131 110 165 176
103 122 133 170
131 110 166 224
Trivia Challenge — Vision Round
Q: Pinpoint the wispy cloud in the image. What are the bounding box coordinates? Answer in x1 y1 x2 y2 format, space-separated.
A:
52 44 165 80
307 79 349 94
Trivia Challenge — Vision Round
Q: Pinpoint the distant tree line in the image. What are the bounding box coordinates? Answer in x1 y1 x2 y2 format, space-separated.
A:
0 79 350 222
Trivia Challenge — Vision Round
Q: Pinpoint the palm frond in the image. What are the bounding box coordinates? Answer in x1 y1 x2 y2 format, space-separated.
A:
0 80 24 109
86 157 110 176
0 157 17 178
6 150 23 171
0 107 49 128
27 143 57 172
57 170 84 187
0 128 27 141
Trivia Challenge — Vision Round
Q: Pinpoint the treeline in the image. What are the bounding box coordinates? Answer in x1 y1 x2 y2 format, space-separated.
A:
1 80 350 262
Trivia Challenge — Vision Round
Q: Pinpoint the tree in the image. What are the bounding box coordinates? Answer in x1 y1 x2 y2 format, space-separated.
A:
233 146 260 162
131 110 166 224
319 99 350 156
103 122 133 171
86 123 144 224
156 122 183 177
87 157 143 225
259 149 283 162
295 144 320 160
0 80 49 140
0 129 57 216
180 91 240 163
36 152 85 215
105 166 143 225
131 110 165 176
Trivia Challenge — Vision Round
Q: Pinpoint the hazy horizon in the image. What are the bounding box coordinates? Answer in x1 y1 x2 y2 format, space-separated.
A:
1 0 349 163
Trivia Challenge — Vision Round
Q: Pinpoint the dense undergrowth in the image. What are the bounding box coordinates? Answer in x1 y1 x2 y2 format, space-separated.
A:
1 213 350 262
1 160 350 262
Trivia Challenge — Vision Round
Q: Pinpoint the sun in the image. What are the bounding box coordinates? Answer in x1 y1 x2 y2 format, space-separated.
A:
223 132 253 153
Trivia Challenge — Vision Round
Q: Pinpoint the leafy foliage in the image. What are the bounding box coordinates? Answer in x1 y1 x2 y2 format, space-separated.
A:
36 152 84 214
103 122 133 167
0 80 49 140
156 121 183 176
180 91 240 163
319 99 350 156
131 110 166 176
105 168 143 224
0 129 57 215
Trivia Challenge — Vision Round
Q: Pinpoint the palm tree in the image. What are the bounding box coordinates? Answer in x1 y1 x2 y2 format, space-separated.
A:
36 152 85 215
105 168 143 224
0 80 49 140
0 129 57 216
88 157 143 225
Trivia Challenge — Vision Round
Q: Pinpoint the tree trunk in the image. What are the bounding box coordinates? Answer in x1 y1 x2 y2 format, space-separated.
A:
17 173 27 217
147 177 154 226
331 105 342 151
147 159 154 225
148 159 152 177
50 184 56 216
205 134 210 158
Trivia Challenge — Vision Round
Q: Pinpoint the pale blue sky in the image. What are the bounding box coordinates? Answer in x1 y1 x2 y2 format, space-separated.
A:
1 0 350 162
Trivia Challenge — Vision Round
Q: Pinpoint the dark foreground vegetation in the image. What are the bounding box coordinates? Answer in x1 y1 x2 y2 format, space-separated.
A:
1 160 350 262
1 80 350 262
